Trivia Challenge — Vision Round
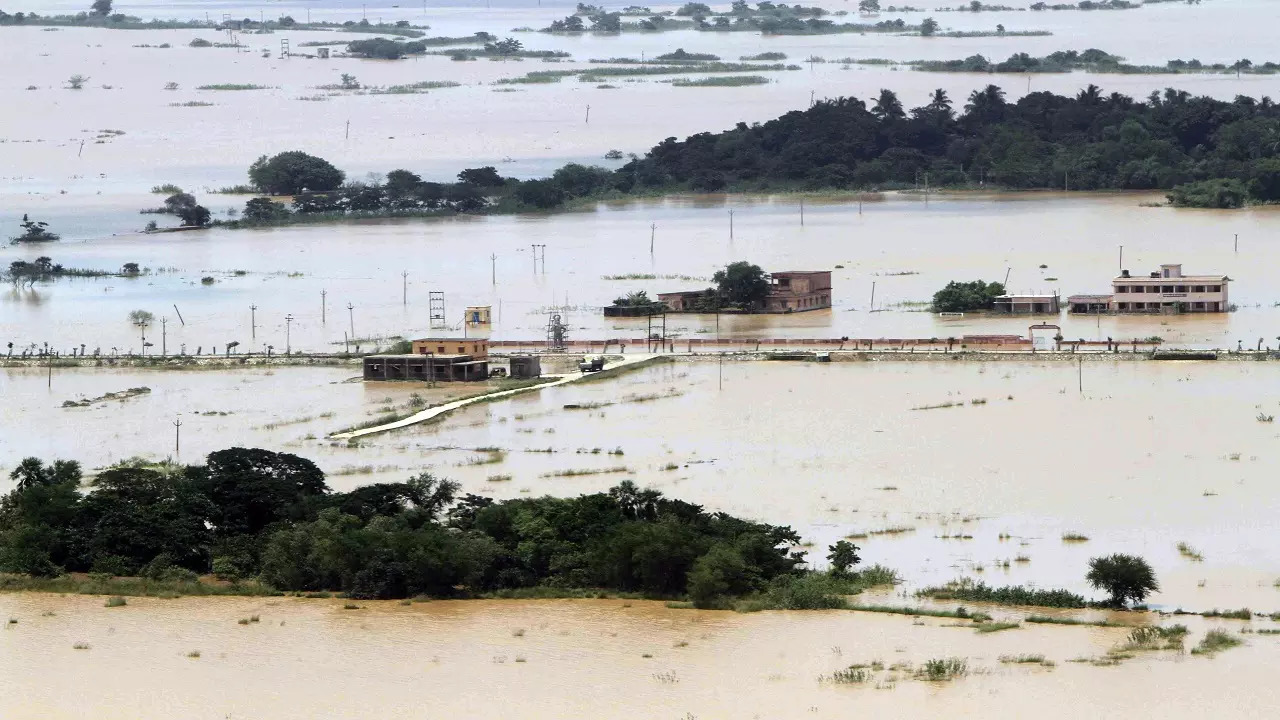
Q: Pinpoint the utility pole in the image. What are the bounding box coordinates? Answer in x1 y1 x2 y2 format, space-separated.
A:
250 304 258 340
1119 245 1123 272
161 317 168 357
1078 356 1083 394
347 303 355 341
47 348 52 388
1235 233 1239 253
135 320 149 356
728 209 734 240
869 281 876 312
1004 267 1011 287
173 417 182 454
345 119 350 140
402 270 408 306
585 104 590 123
650 223 656 255
491 253 497 285
800 199 805 226
285 314 294 354
321 289 327 323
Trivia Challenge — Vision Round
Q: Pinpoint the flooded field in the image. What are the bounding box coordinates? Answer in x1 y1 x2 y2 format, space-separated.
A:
2 591 1278 719
6 358 1280 612
3 193 1280 349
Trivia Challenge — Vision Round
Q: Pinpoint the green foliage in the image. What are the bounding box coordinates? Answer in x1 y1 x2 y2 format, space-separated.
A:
1086 553 1159 607
713 261 770 308
920 16 939 35
921 578 1087 608
10 218 60 244
1192 629 1243 655
242 197 291 223
826 540 860 578
931 280 1005 313
1166 179 1249 208
249 152 345 195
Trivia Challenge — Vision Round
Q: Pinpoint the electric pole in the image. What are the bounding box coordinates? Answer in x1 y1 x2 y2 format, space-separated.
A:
347 303 355 340
491 253 497 285
285 314 294 354
250 304 258 341
321 289 327 324
160 317 167 357
728 209 734 240
402 270 408 305
173 417 182 454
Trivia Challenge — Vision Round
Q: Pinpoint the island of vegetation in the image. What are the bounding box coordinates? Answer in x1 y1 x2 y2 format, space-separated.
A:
140 84 1280 237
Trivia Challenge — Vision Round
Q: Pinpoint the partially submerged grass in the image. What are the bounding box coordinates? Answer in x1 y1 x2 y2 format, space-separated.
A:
1191 628 1243 655
920 579 1086 609
851 604 992 622
540 467 630 478
916 658 968 681
104 596 127 607
1061 532 1090 543
0 574 278 598
972 621 1020 633
999 653 1048 664
196 83 271 90
1114 625 1188 653
671 75 770 87
1177 542 1204 561
1025 615 1121 627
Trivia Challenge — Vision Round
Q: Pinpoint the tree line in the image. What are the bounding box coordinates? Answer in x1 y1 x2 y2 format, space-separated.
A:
0 448 874 606
219 85 1280 228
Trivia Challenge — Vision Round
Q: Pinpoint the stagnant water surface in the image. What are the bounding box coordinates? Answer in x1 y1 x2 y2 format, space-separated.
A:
5 358 1280 611
1 593 1277 719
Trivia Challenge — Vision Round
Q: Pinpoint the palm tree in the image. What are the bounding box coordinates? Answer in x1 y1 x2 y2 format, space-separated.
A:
871 88 905 121
1077 84 1103 106
964 84 1007 123
927 88 954 122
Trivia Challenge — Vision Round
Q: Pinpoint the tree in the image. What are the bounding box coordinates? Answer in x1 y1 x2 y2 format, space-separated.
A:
121 262 140 275
339 73 360 89
457 166 504 187
11 218 59 244
713 261 770 309
515 179 566 209
384 169 423 198
194 448 329 536
242 197 290 222
590 12 622 32
89 0 112 17
920 17 939 36
931 280 1005 313
177 204 211 227
826 541 860 578
248 152 345 195
66 74 89 89
1086 554 1158 607
163 192 197 213
871 89 905 121
484 37 523 55
9 458 81 492
858 0 880 11
74 468 216 573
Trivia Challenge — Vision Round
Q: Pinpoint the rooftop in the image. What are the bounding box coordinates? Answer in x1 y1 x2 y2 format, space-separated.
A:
771 270 830 276
411 337 487 343
1113 275 1227 282
367 353 473 360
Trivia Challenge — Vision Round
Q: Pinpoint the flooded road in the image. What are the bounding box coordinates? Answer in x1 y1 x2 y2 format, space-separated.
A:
2 592 1277 719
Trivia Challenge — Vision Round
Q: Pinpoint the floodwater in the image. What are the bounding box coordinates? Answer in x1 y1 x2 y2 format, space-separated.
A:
3 193 1280 349
2 592 1279 719
6 358 1280 612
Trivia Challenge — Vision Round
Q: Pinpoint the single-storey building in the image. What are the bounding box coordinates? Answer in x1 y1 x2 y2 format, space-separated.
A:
363 337 490 382
764 271 832 313
992 293 1061 315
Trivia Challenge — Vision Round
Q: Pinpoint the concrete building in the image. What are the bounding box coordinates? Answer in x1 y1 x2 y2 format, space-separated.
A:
992 293 1060 315
1067 264 1230 314
1111 264 1229 313
363 337 490 382
656 290 711 312
764 271 832 313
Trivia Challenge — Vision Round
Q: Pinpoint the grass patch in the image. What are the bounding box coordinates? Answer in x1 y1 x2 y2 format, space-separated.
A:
855 564 900 587
1202 608 1253 620
1025 615 1121 627
999 653 1047 664
867 526 915 536
1177 542 1204 561
104 596 127 607
1061 532 1090 543
0 574 278 598
169 101 213 107
486 474 513 482
196 84 271 91
821 666 871 684
1191 628 1243 655
540 467 630 478
1115 625 1188 653
671 75 770 87
851 604 991 622
920 579 1086 608
915 657 967 681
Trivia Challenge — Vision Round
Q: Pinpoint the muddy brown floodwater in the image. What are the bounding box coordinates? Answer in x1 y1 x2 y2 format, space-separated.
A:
5 358 1280 612
2 592 1278 719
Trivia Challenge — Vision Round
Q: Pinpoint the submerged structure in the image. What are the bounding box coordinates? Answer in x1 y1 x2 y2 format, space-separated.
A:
1068 264 1229 314
362 337 489 382
656 270 832 314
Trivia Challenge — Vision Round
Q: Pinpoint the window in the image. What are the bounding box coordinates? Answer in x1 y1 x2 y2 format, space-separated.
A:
1193 285 1205 293
1176 285 1187 293
457 346 465 353
1161 285 1174 293
1117 302 1129 311
1116 286 1129 293
1132 302 1144 310
1193 302 1205 310
1147 286 1160 293
1209 285 1221 292
437 346 445 353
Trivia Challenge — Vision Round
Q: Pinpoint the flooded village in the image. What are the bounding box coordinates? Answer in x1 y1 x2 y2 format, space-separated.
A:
6 0 1280 718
